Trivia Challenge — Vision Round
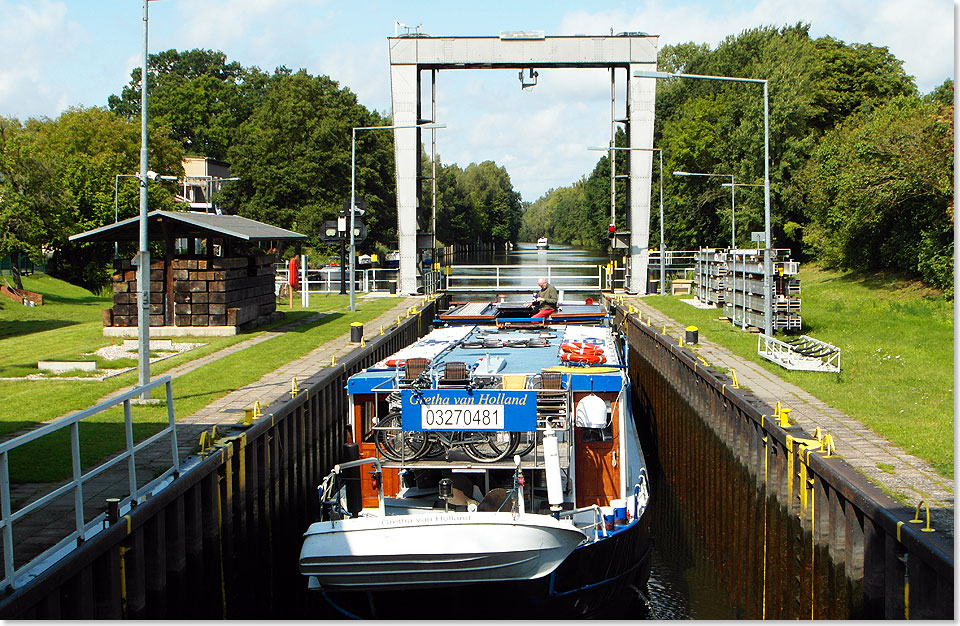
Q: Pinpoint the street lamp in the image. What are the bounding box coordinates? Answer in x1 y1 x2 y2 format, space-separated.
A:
135 0 177 399
349 122 446 311
636 69 773 336
673 171 735 248
136 0 152 399
588 146 665 295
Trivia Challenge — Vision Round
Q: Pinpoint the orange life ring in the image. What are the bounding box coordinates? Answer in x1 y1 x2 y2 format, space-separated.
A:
384 358 406 368
288 256 300 289
560 352 606 364
560 342 604 355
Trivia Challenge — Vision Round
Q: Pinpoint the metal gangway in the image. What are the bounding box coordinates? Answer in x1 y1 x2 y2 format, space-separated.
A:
757 334 840 372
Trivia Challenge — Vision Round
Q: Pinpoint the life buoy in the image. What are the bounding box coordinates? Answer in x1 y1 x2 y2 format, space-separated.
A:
560 342 604 355
560 352 606 365
384 358 406 368
288 256 300 289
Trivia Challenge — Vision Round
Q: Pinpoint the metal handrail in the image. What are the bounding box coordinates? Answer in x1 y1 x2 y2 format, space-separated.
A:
0 376 179 590
444 264 607 292
557 504 609 541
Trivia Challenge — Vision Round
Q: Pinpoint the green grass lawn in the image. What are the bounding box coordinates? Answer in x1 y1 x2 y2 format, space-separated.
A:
642 266 954 479
0 274 404 482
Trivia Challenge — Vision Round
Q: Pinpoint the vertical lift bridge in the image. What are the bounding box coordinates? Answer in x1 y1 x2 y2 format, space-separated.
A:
388 32 660 294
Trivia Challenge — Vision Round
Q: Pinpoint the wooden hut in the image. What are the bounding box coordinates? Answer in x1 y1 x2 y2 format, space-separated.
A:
70 211 306 336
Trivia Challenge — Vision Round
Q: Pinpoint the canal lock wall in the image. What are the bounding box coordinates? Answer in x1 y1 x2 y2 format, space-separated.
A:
611 302 953 619
0 299 441 619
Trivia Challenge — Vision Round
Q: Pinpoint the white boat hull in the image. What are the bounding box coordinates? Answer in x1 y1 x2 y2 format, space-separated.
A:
299 511 586 590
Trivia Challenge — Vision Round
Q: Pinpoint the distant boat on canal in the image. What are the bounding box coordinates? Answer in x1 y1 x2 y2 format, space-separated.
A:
536 237 549 250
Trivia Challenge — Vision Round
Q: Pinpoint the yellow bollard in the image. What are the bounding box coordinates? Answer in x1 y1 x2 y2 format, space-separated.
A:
380 325 384 335
254 400 262 418
730 369 740 388
242 407 254 426
361 337 366 347
910 500 935 532
331 355 337 366
820 434 835 457
291 377 299 399
778 407 792 428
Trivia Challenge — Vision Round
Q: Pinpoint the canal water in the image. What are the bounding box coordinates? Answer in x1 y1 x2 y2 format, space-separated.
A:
454 242 736 619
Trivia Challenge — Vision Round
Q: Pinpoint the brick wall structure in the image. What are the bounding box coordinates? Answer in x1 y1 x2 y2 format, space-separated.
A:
107 254 277 329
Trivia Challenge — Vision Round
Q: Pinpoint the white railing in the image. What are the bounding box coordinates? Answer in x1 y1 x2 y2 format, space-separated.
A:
443 264 611 293
277 264 441 300
647 249 699 271
0 376 179 590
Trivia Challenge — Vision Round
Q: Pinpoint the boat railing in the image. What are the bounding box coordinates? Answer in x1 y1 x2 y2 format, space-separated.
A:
369 384 574 472
556 504 609 542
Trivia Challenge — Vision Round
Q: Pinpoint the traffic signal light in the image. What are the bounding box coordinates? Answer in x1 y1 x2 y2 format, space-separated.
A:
608 224 616 239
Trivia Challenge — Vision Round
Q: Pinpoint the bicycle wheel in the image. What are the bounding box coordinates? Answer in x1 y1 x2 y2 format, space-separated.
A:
374 413 429 461
422 435 445 459
515 431 539 457
465 431 519 463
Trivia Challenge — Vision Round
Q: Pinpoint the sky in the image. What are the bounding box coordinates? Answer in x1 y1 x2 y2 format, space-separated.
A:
0 0 954 202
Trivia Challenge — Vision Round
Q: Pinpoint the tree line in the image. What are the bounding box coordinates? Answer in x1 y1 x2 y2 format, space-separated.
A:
1 26 951 295
0 49 522 291
520 24 953 294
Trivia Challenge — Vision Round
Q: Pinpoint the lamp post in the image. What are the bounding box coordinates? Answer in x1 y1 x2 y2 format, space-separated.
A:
136 0 152 398
636 69 772 336
589 146 665 295
350 122 446 311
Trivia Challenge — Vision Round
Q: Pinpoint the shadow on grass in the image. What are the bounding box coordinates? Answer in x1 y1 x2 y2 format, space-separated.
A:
827 267 943 297
238 311 346 335
0 319 80 339
40 293 110 306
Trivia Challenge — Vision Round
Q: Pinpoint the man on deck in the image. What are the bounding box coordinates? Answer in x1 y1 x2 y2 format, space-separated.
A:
532 277 558 319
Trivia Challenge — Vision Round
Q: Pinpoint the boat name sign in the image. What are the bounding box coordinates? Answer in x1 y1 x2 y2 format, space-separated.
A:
401 389 537 432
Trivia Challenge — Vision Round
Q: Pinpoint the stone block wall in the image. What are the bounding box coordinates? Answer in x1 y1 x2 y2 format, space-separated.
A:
108 254 276 328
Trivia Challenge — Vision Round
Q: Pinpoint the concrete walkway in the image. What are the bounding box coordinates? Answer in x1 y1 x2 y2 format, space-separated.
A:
7 295 422 574
620 294 954 541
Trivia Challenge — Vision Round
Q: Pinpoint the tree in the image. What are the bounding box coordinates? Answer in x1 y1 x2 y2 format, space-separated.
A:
38 107 183 290
108 49 274 160
460 161 523 245
218 70 395 251
0 117 72 290
799 95 953 293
